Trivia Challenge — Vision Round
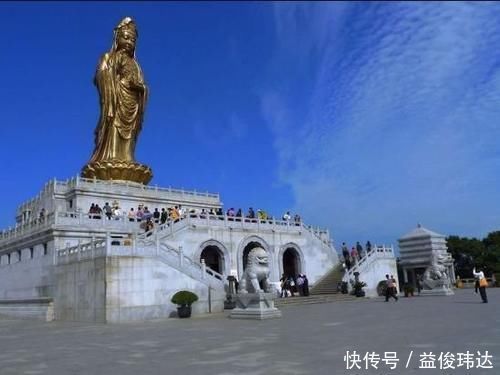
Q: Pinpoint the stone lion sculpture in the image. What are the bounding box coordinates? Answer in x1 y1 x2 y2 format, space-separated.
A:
423 252 451 290
239 247 272 293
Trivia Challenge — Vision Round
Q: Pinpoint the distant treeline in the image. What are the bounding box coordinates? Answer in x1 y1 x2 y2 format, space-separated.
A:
447 231 500 278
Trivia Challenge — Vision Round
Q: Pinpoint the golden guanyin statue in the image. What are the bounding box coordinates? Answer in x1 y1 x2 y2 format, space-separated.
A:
81 17 153 184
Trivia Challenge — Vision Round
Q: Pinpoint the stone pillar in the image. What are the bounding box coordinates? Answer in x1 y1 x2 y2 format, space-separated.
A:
224 275 237 310
449 265 456 285
403 268 408 283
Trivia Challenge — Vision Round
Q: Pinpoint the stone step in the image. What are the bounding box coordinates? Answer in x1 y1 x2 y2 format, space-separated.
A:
275 294 359 307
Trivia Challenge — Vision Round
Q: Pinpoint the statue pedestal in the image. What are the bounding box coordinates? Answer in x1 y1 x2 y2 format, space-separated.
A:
421 286 454 296
229 292 281 320
82 160 153 185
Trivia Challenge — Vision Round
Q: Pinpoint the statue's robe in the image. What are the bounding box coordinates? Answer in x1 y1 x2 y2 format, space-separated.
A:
90 50 147 163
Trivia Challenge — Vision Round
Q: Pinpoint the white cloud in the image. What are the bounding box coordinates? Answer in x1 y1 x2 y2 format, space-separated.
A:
263 2 500 245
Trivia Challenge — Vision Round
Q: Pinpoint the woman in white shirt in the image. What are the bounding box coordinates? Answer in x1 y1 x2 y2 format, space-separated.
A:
472 267 488 303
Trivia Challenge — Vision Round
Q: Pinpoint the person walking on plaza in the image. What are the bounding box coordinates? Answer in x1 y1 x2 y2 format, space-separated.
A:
303 274 310 296
296 274 305 296
280 273 288 298
385 274 398 302
416 275 422 295
473 267 488 303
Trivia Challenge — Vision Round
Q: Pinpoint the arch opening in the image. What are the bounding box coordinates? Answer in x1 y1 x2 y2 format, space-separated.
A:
283 247 301 278
200 245 224 274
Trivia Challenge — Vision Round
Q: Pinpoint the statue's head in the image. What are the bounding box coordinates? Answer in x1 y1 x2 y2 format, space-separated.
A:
114 17 138 56
246 247 268 269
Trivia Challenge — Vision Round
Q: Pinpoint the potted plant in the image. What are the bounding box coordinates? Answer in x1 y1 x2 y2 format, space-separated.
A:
403 284 415 297
171 290 198 318
351 281 367 297
376 280 387 296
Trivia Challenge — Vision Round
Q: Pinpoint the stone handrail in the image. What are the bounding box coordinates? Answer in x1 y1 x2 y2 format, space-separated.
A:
55 233 224 288
1 208 331 249
146 212 331 246
343 245 395 281
55 211 143 232
61 176 220 199
0 213 56 243
156 243 224 288
0 211 140 245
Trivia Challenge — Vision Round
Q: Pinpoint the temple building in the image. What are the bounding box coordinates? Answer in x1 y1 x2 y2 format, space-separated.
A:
0 176 338 322
398 224 455 289
0 16 397 322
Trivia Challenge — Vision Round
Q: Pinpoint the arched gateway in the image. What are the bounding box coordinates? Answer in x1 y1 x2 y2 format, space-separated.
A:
280 244 303 278
197 240 228 275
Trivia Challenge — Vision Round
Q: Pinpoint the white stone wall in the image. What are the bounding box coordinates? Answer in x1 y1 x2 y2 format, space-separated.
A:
1 178 340 322
0 243 55 299
105 256 225 323
349 258 399 298
161 222 339 285
54 257 106 322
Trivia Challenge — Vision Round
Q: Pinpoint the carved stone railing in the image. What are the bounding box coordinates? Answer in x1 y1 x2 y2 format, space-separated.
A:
343 245 395 282
0 213 56 244
144 213 331 246
54 211 143 231
55 233 224 289
62 176 220 199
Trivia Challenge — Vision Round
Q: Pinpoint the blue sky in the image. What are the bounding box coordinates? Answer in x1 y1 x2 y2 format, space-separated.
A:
1 2 500 249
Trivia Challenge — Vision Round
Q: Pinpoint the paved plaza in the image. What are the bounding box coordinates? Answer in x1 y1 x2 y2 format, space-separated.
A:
0 289 498 375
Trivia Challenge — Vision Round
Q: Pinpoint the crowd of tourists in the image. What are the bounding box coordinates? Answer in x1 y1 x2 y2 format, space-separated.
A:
341 241 373 270
279 273 310 298
86 202 304 232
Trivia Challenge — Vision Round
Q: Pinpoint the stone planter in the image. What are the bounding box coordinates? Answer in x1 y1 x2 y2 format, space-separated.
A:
177 305 192 318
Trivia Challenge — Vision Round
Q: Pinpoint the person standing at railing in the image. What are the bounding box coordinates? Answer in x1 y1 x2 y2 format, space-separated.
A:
342 243 351 270
293 214 301 226
356 241 363 259
128 207 135 222
366 240 372 254
350 247 358 264
216 208 223 220
282 211 291 223
160 208 167 224
94 204 103 219
113 205 123 220
473 267 488 303
39 208 46 223
103 202 113 220
247 207 255 219
171 206 180 222
153 208 160 223
136 206 144 222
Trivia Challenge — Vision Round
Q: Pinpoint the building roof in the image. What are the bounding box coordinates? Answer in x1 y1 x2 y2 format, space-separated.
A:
399 224 445 241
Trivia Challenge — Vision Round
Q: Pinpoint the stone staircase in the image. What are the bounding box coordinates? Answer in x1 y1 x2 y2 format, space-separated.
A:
275 293 358 307
310 264 345 295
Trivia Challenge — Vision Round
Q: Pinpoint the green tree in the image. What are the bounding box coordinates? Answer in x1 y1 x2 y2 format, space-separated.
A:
446 231 500 277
